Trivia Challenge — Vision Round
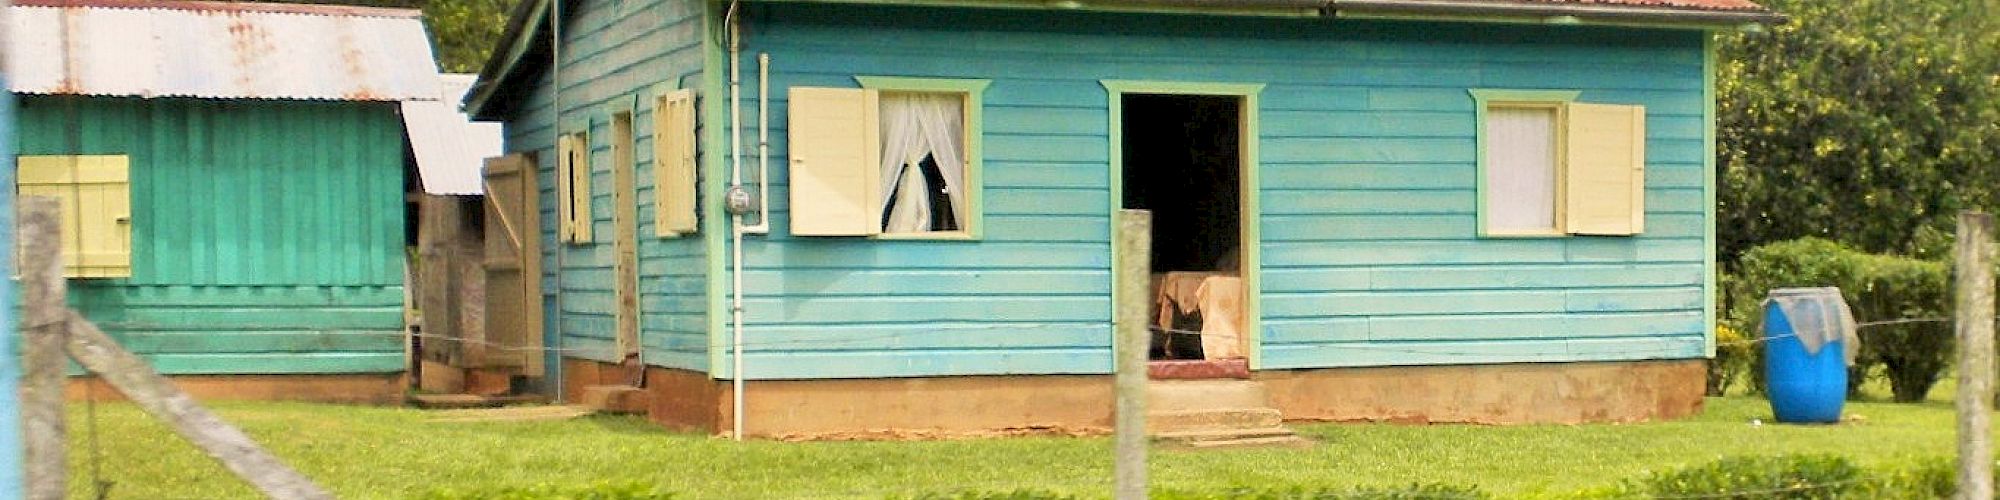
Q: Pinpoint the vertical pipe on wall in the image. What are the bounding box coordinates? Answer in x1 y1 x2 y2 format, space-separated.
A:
549 0 568 402
0 0 26 489
740 53 770 234
725 0 747 441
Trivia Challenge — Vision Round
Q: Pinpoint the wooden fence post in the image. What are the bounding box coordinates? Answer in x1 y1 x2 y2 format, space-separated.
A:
62 311 334 500
1114 209 1151 500
1956 211 1995 500
19 196 67 500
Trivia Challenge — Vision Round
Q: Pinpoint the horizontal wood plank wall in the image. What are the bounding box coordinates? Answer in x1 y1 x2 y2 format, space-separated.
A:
505 0 709 370
735 5 1707 379
15 97 405 374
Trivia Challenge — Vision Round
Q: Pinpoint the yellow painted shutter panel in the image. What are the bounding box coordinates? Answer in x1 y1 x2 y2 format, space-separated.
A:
655 90 698 236
17 156 83 273
787 87 881 236
1563 103 1646 235
73 156 131 277
556 135 575 242
572 131 593 243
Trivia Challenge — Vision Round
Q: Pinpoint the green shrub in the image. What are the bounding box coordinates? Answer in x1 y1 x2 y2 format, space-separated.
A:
1726 238 1953 402
1155 483 1486 499
417 481 675 500
1620 454 1866 499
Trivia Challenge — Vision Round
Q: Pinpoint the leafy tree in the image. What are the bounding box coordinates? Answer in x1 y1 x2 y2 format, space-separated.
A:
1717 0 2000 263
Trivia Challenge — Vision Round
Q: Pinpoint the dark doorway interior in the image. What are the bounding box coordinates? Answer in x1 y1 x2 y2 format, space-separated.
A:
1120 93 1242 361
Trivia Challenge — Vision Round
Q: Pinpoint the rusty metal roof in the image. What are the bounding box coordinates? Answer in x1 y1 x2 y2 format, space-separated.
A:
5 0 440 101
405 74 503 195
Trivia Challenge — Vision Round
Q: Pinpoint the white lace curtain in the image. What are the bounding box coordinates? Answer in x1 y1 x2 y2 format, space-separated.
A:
878 92 967 233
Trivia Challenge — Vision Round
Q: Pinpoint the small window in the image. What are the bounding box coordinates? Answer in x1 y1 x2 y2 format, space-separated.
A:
654 89 697 237
1473 90 1646 237
556 131 593 244
17 155 132 278
1484 104 1562 235
787 77 987 238
877 91 968 235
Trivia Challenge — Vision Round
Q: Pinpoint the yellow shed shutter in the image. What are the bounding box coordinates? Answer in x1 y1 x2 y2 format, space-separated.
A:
655 90 698 236
17 155 131 278
787 87 881 237
1563 103 1646 235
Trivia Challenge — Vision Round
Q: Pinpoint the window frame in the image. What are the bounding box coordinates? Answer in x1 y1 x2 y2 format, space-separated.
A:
1470 89 1582 238
854 76 990 241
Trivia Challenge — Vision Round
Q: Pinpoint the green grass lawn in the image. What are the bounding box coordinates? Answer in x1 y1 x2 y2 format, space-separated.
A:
62 396 1967 499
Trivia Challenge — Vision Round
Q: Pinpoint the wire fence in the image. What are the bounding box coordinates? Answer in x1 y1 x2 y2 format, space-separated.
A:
405 314 1959 362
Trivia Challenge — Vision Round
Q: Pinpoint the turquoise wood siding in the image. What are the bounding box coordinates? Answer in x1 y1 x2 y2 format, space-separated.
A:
504 0 709 371
727 5 1710 379
14 97 406 374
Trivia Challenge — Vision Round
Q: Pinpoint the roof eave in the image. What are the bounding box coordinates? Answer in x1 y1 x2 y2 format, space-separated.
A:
464 0 551 120
1329 0 1786 27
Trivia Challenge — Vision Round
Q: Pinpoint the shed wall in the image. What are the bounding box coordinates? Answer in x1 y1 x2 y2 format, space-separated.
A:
505 0 710 371
15 97 406 374
728 5 1710 379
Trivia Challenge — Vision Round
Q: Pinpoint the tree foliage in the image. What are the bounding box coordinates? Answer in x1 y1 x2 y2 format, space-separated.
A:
1717 0 2000 262
255 0 515 73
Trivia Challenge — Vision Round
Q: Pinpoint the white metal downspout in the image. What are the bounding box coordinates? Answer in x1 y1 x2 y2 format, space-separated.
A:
744 53 772 234
550 0 568 403
725 0 747 441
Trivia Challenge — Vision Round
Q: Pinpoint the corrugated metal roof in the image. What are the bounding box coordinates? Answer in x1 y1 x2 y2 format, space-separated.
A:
5 0 440 101
405 74 503 195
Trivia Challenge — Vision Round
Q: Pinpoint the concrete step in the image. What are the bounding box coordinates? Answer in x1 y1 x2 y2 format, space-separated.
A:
407 393 546 409
1184 435 1314 449
1154 427 1311 448
1147 379 1271 412
427 405 595 423
579 384 649 414
1148 408 1284 433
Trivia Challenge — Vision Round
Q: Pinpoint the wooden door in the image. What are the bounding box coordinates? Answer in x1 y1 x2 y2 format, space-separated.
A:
483 153 545 376
611 114 641 362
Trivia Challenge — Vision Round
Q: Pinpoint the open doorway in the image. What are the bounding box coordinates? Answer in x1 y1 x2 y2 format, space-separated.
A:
1121 93 1248 365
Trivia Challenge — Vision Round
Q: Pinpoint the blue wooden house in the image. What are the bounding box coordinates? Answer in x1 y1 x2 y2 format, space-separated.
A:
466 0 1781 436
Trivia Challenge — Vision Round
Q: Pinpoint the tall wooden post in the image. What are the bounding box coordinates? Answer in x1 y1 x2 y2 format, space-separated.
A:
1956 211 1995 500
19 196 68 500
1113 209 1151 500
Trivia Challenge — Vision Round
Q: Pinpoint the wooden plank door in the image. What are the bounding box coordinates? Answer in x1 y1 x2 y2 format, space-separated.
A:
483 154 545 376
612 113 641 363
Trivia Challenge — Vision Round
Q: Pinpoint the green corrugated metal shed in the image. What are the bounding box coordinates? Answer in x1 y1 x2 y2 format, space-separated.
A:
7 0 442 377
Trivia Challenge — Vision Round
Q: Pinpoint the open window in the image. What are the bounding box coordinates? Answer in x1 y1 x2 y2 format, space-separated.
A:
555 130 592 244
787 77 987 238
1472 90 1647 237
17 155 133 278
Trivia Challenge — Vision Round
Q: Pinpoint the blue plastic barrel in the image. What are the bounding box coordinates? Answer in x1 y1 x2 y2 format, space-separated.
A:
1763 288 1848 423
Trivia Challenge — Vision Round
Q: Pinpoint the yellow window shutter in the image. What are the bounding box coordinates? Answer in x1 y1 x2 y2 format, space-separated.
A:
1563 103 1646 235
655 90 698 236
17 156 83 273
787 87 881 237
560 132 588 243
17 155 131 278
73 155 131 277
572 131 594 243
556 135 576 242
